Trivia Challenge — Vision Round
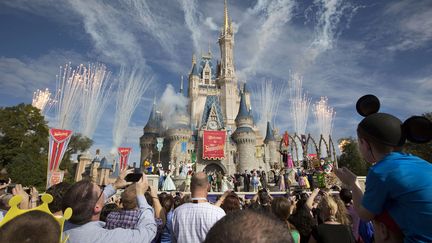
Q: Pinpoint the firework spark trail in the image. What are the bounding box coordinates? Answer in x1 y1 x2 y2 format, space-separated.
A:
289 73 311 135
299 0 358 71
32 88 52 114
54 63 86 130
179 0 201 53
80 63 113 139
241 0 295 79
313 96 335 140
252 80 287 136
314 96 336 157
112 66 152 151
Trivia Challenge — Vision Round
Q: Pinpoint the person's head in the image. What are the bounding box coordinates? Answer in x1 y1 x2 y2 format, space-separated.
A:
62 180 104 225
100 203 119 222
258 189 271 206
332 195 351 225
289 198 316 237
204 209 293 243
221 192 241 213
339 188 353 205
373 212 404 243
159 193 174 214
0 210 61 243
191 172 209 196
173 195 182 209
121 185 138 210
318 195 338 222
271 197 292 229
355 95 432 163
46 182 71 215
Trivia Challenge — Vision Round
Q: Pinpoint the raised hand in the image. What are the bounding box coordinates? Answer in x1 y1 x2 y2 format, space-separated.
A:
113 168 134 190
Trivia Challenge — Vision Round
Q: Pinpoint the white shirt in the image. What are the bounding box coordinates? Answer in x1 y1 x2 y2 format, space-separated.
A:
172 202 226 243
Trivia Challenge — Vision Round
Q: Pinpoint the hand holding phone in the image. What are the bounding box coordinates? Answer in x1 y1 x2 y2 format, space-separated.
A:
125 173 143 182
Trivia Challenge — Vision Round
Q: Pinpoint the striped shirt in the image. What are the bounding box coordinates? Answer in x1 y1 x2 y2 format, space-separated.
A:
172 202 225 243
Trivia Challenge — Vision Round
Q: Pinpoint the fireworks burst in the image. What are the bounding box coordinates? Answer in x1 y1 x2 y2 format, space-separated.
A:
54 63 86 130
289 73 311 135
252 80 287 136
112 66 152 151
313 96 336 139
32 88 53 114
79 64 113 139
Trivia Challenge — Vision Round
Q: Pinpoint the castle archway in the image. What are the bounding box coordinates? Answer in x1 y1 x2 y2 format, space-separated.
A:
203 163 226 175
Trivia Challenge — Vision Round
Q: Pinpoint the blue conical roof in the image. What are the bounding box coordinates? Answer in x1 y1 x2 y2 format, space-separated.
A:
191 63 199 76
144 103 159 132
235 91 251 121
264 121 276 143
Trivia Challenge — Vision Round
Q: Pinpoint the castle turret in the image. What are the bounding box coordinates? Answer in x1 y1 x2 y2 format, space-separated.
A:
188 54 201 128
264 121 278 167
232 88 257 172
75 151 92 182
140 102 160 165
97 157 112 185
166 106 192 175
218 0 238 128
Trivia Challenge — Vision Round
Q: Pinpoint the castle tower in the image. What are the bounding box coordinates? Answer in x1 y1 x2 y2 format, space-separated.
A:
232 87 258 172
218 0 239 129
188 54 201 129
166 106 192 175
97 157 112 185
264 121 278 168
74 152 92 182
140 101 160 165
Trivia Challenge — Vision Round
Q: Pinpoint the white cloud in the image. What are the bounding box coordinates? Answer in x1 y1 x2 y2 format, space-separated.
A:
384 1 432 51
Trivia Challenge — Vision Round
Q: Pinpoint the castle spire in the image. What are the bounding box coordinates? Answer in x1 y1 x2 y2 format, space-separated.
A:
180 75 184 94
224 0 229 34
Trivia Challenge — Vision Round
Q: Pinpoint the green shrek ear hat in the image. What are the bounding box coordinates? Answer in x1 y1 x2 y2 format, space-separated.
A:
356 94 432 146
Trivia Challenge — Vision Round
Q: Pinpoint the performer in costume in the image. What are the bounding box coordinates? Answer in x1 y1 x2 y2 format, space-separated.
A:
162 170 176 191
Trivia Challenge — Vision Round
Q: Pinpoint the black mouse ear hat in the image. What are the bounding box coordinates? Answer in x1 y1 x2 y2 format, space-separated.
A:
356 94 432 146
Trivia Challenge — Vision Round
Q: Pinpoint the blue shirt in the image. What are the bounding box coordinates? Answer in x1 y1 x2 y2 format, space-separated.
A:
362 152 432 243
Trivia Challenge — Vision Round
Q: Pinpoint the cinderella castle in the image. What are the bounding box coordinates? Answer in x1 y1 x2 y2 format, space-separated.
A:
139 0 283 176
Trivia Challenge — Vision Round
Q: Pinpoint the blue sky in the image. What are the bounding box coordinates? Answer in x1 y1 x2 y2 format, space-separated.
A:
0 0 431 165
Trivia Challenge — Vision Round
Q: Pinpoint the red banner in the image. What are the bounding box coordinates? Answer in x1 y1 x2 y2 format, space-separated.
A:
47 171 64 189
202 130 226 160
48 128 73 172
283 131 289 147
118 147 132 170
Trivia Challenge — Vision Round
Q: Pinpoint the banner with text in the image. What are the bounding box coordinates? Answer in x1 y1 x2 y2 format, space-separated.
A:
48 128 73 172
47 171 65 189
118 147 132 170
202 130 226 160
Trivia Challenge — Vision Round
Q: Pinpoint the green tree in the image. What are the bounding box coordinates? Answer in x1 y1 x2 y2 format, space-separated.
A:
337 137 369 176
0 104 49 187
403 113 432 163
59 133 93 183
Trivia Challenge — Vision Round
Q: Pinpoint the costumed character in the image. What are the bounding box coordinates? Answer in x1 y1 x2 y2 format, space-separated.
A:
279 169 286 191
162 170 176 191
251 171 259 192
242 170 251 192
158 168 165 190
260 170 267 189
221 176 230 192
184 170 192 192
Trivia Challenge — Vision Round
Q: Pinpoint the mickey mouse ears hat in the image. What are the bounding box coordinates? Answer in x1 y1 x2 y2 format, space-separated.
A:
356 94 432 146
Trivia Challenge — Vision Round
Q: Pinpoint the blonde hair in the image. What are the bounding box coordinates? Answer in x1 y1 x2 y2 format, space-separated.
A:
318 195 338 222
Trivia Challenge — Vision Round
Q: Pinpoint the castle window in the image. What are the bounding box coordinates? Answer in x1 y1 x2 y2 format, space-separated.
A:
205 79 209 84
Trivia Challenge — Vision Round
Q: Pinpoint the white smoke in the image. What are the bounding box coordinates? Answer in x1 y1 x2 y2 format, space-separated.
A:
300 0 358 71
158 84 189 129
239 0 296 80
179 0 202 53
204 17 218 31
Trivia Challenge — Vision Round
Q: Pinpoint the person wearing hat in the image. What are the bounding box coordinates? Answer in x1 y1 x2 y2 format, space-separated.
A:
335 95 432 243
